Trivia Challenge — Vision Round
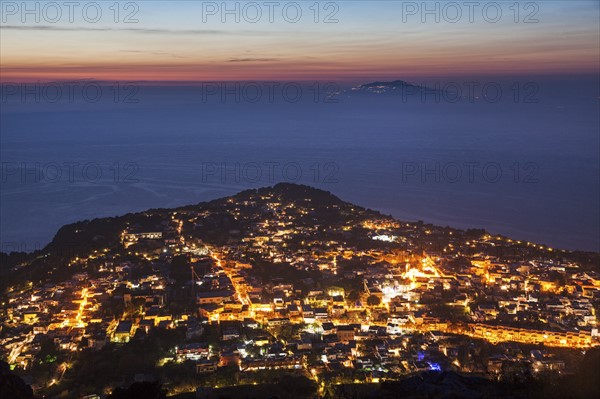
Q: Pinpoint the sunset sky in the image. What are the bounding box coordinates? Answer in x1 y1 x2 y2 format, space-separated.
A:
1 1 599 82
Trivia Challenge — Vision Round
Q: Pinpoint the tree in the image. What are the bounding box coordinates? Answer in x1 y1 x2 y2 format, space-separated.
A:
347 290 359 302
366 295 381 307
549 271 566 289
170 255 191 285
35 338 59 364
273 322 306 343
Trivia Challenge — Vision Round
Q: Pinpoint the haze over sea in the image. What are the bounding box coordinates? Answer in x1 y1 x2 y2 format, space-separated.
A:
1 75 599 252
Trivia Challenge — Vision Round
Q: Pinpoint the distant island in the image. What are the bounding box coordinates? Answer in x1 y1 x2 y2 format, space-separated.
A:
358 79 424 89
1 183 599 399
351 79 445 95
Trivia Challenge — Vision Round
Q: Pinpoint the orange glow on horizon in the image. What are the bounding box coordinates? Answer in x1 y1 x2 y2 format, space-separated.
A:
2 60 597 83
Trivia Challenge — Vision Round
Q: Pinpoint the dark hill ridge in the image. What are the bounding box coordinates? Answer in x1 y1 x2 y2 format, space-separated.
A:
198 183 347 210
261 182 345 206
359 79 423 89
25 183 373 263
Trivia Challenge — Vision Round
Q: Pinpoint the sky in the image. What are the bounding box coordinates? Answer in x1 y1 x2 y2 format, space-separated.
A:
1 1 599 82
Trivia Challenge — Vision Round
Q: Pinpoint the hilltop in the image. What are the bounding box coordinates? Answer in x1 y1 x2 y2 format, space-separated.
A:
1 183 599 289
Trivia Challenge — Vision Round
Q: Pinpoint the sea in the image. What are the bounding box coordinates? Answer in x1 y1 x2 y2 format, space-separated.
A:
1 75 599 252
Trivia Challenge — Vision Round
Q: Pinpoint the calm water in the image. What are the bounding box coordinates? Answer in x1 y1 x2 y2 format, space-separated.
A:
1 77 599 252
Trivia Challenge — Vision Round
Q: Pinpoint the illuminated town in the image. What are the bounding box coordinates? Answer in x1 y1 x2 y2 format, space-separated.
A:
1 184 599 398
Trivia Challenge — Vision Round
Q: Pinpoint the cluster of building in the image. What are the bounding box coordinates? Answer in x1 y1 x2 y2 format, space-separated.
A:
1 185 599 395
